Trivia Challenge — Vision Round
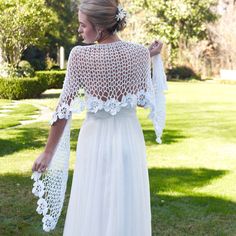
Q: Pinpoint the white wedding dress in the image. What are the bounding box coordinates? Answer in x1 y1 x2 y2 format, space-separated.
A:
63 107 151 235
31 41 167 236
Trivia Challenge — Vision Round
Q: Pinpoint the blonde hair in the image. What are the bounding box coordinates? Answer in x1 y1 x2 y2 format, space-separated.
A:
79 0 127 34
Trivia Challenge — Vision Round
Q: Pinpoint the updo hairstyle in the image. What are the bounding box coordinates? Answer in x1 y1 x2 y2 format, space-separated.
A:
79 0 127 34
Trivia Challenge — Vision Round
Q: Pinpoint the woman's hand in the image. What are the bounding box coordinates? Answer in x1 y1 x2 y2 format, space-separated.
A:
32 152 53 173
31 118 67 173
148 40 163 57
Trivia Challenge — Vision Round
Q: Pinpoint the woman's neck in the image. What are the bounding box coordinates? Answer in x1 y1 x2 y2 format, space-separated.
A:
97 33 121 44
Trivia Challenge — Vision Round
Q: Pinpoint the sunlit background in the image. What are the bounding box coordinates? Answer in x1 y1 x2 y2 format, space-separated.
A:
0 0 236 235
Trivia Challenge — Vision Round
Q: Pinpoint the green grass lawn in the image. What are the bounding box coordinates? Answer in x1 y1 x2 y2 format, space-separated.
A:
0 100 39 129
0 82 236 235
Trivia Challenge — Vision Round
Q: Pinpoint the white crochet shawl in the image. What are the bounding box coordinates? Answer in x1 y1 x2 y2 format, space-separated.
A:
31 41 167 232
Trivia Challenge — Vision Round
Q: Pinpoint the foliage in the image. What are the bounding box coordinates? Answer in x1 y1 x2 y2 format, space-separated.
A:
0 61 35 78
174 5 236 77
208 5 236 70
119 0 149 45
0 76 48 99
36 70 66 89
129 0 218 65
0 63 17 78
17 60 35 77
166 65 201 80
44 0 79 58
21 0 79 70
0 0 56 67
22 46 47 71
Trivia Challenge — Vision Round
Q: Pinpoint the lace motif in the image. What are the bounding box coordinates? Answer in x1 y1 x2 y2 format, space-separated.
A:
32 41 167 232
32 118 71 232
54 91 150 119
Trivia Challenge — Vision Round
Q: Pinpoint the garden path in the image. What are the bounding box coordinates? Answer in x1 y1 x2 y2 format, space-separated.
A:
2 101 51 129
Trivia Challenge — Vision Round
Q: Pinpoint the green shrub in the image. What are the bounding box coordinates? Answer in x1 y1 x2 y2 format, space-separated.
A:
17 60 35 77
0 77 48 100
0 61 35 78
36 70 65 89
0 63 19 78
45 56 56 70
166 66 201 80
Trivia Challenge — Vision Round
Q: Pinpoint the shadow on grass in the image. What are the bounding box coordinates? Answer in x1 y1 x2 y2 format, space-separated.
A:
0 167 234 235
40 91 61 99
0 123 186 157
0 126 80 157
151 194 236 235
149 167 235 235
143 129 187 145
148 167 228 194
0 127 47 157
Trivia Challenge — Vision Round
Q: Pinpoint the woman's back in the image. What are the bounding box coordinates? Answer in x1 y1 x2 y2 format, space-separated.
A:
69 41 150 102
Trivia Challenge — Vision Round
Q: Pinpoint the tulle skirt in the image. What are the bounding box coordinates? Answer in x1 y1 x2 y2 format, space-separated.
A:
63 107 151 236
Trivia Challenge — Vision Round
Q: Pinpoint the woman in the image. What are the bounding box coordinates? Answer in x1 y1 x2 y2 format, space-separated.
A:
31 0 166 235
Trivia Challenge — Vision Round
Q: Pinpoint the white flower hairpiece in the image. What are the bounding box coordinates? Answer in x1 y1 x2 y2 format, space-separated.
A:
115 4 126 22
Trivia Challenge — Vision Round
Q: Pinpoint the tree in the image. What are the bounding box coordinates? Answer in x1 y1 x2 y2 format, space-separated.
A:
129 0 218 66
208 2 236 70
0 0 55 67
44 0 79 57
22 0 80 70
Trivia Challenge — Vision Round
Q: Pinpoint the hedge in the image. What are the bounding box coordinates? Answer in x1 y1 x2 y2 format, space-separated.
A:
166 66 201 80
36 70 66 89
0 77 48 100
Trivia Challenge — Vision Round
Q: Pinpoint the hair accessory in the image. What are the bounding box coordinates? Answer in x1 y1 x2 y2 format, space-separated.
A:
115 5 126 22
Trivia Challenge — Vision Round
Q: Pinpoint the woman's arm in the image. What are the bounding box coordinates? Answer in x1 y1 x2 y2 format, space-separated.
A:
32 119 67 173
148 40 163 57
32 47 82 173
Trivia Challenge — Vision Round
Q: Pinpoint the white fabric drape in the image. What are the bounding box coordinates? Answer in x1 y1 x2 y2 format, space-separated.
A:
63 108 151 236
